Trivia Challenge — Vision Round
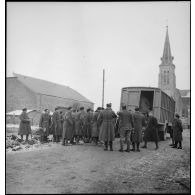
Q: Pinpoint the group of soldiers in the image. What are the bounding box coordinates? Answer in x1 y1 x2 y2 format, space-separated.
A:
18 103 183 152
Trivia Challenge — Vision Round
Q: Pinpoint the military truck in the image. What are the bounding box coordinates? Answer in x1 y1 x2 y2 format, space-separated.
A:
120 87 175 140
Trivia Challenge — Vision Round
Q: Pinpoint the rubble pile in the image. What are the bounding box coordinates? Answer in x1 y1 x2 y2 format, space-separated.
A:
6 133 43 152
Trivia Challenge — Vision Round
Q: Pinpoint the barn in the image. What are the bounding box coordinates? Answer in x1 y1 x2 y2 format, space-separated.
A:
6 73 94 113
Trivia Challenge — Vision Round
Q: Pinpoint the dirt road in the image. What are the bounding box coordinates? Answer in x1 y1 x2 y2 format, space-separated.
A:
6 129 190 194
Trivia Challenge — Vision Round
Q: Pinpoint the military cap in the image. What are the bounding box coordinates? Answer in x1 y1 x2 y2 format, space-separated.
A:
87 108 91 112
175 113 180 118
44 109 49 112
67 106 72 110
80 107 84 110
135 107 139 111
106 103 112 107
22 108 27 111
122 105 127 110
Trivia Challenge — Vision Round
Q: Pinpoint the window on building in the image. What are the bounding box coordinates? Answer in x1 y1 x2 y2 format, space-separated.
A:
164 71 166 84
167 71 169 84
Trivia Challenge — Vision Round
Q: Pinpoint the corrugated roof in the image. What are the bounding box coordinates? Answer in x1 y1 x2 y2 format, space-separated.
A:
13 73 93 104
6 109 38 116
6 109 53 116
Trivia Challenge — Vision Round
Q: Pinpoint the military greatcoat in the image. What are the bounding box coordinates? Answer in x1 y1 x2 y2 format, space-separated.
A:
75 112 82 136
51 111 61 136
91 111 99 138
62 110 74 140
85 112 93 137
80 111 87 136
39 113 51 136
98 108 117 142
132 111 145 143
143 115 158 142
18 111 32 135
172 118 183 142
117 110 134 137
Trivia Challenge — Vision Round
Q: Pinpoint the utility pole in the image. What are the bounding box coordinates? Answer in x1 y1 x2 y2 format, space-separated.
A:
102 69 105 108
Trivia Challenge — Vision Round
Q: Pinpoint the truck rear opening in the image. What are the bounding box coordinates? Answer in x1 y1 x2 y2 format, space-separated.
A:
139 91 154 114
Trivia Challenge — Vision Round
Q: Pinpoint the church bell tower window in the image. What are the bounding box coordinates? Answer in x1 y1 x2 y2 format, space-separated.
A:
167 71 169 84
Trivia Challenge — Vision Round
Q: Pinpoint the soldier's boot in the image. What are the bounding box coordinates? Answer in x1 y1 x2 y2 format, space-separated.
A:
172 141 178 148
137 143 140 152
26 134 29 143
43 136 47 142
155 142 159 150
119 139 123 152
141 141 147 148
21 135 23 141
178 141 182 149
169 138 174 146
61 138 65 146
40 136 44 143
104 141 108 151
95 137 98 145
109 141 113 151
131 142 136 151
76 136 80 144
125 139 130 152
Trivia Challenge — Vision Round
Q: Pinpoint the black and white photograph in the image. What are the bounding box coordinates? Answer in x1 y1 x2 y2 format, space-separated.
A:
5 1 190 194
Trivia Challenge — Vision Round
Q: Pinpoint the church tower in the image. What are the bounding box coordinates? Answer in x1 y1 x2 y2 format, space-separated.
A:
158 26 183 116
158 26 176 97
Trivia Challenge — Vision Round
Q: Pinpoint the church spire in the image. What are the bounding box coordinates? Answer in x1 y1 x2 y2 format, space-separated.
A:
161 26 174 65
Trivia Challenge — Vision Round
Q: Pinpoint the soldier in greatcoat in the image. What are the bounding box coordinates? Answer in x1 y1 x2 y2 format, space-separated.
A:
172 113 183 149
98 103 117 151
18 108 32 141
91 107 101 144
51 108 61 142
39 109 51 143
74 109 83 144
59 111 64 140
80 107 87 142
131 107 145 152
62 107 74 146
85 108 93 143
117 105 134 152
70 108 77 144
142 111 159 150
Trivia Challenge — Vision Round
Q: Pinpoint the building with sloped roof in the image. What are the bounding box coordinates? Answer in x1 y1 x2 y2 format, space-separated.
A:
6 73 94 112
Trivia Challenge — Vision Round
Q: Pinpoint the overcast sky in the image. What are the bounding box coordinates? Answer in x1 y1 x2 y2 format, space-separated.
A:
6 2 190 111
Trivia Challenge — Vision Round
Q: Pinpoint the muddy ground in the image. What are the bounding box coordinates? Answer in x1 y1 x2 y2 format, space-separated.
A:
6 129 190 194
